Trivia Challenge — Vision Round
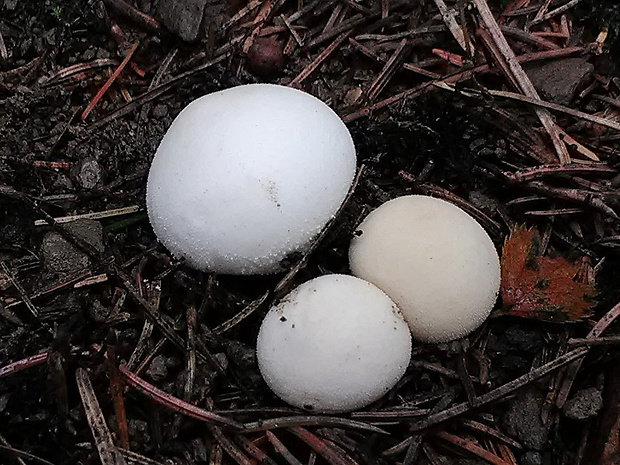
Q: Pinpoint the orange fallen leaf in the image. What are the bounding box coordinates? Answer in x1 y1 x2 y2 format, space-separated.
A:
498 225 595 322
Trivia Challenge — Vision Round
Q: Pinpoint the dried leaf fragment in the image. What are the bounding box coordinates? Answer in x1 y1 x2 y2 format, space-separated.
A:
499 225 595 322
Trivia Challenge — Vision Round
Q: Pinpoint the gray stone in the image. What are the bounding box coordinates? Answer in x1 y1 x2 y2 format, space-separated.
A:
524 58 593 106
128 419 150 449
0 393 10 413
156 0 209 42
563 387 603 421
53 173 74 191
152 104 169 118
96 48 110 59
468 190 498 217
502 387 549 450
156 0 229 42
521 451 543 465
74 157 102 189
146 355 168 381
81 47 96 61
87 299 110 323
41 219 104 273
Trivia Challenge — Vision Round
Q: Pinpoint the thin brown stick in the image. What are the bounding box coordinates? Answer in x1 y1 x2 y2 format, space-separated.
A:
506 164 616 183
0 442 51 465
410 347 588 431
529 0 582 26
343 45 586 122
102 0 162 32
223 0 262 30
525 181 617 219
280 14 304 46
402 435 423 465
139 48 177 122
113 266 186 350
434 431 512 465
81 42 138 120
433 0 470 51
0 301 22 325
305 14 365 49
287 0 336 23
118 364 242 428
349 38 440 79
475 27 519 89
533 0 554 22
461 419 522 449
473 0 570 163
568 335 620 346
119 448 167 465
289 31 350 88
209 427 253 465
1 261 38 318
524 207 582 216
266 431 304 465
441 84 620 133
33 206 140 226
38 58 118 87
235 435 277 465
91 51 229 129
499 25 559 50
556 300 620 408
381 436 415 457
107 343 130 449
213 291 269 334
4 266 88 308
76 368 127 465
170 305 199 437
0 352 48 378
243 415 387 434
366 38 410 102
241 0 278 54
289 427 356 465
0 29 7 60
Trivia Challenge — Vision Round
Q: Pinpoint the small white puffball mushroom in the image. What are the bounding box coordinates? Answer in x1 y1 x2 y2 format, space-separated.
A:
349 195 500 343
146 84 356 274
256 274 411 413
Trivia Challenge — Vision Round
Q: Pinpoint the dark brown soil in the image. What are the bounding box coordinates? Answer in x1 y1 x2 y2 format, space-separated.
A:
1 1 620 464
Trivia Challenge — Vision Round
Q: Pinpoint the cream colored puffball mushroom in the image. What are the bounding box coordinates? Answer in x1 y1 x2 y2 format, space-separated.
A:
146 84 356 274
349 195 500 343
257 274 411 413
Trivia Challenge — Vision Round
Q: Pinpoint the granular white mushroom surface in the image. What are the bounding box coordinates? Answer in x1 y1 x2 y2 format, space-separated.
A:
349 195 501 343
146 84 356 274
256 274 412 413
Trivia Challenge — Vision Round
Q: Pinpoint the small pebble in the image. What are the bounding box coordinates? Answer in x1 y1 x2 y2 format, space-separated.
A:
521 451 543 465
152 104 169 119
502 387 549 450
563 387 603 421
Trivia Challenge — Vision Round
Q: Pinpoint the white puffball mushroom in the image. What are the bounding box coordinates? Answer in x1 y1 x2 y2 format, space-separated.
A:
256 274 411 413
146 84 356 274
349 195 500 343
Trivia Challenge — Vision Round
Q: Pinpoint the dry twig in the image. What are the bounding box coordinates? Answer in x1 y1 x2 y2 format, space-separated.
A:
81 42 138 120
76 368 127 465
471 0 570 164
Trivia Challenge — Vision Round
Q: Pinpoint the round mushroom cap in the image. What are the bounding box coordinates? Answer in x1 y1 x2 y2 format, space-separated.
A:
257 274 412 413
146 84 356 274
349 195 500 343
